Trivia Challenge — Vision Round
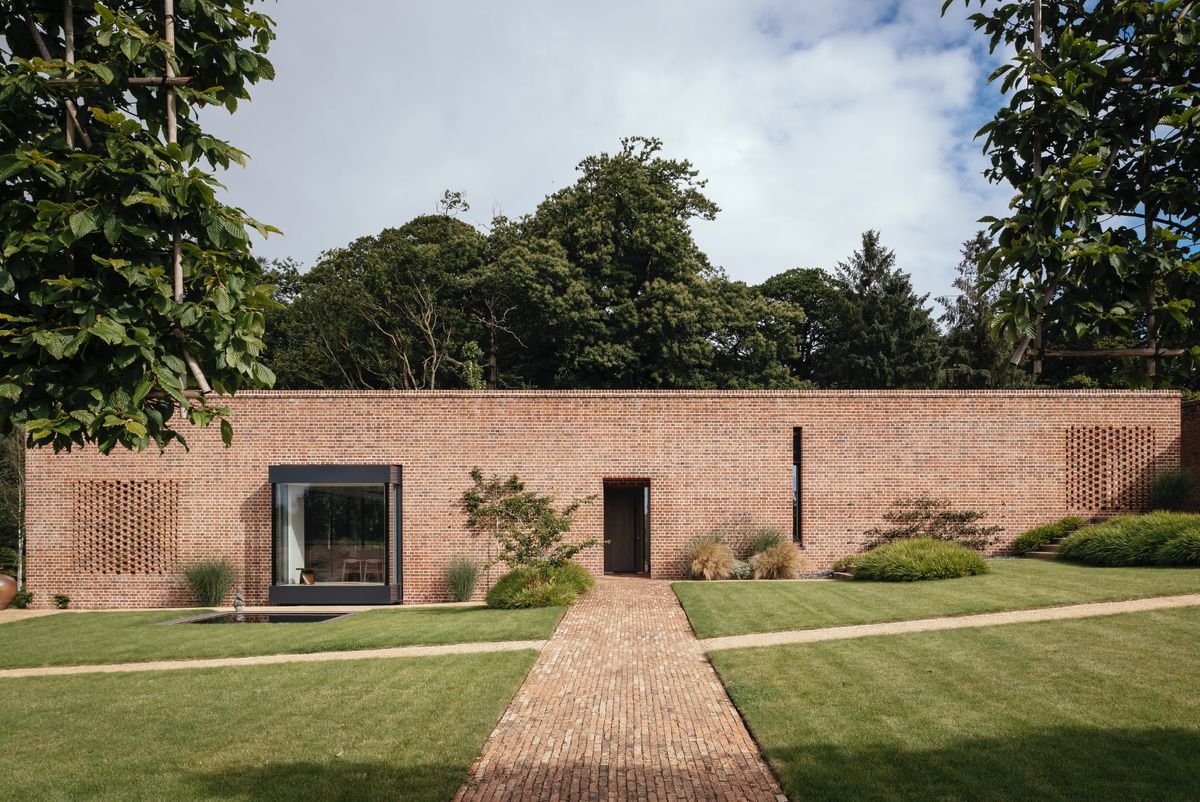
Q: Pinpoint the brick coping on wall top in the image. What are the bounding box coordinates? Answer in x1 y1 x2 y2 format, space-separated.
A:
229 388 1181 400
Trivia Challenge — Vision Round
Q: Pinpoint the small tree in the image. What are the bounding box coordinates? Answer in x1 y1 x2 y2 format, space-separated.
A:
461 468 596 569
864 495 1003 550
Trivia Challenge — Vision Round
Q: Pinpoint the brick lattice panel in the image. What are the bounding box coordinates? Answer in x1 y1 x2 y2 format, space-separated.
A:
73 480 181 574
1066 426 1156 513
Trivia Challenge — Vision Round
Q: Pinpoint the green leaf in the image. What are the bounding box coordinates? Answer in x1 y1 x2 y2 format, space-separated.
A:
88 317 127 345
69 210 98 239
220 418 233 447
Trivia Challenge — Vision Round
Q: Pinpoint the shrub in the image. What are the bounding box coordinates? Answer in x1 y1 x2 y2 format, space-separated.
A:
512 581 577 608
445 556 480 602
688 536 735 580
851 538 990 582
485 561 593 608
831 553 859 572
744 528 783 558
10 589 32 609
1011 516 1086 555
1060 512 1200 566
730 560 754 580
1150 469 1196 512
52 593 70 609
0 545 20 576
461 468 597 569
749 543 807 579
549 560 595 594
864 495 1002 549
182 559 236 607
1156 528 1200 566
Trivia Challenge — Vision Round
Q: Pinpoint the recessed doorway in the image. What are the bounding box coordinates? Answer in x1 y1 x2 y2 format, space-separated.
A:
603 481 649 574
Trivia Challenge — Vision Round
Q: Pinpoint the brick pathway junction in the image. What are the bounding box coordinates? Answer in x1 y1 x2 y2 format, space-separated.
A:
454 576 786 802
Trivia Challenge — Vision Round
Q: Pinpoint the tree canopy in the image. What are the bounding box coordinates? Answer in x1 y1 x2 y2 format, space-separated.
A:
0 1 278 452
957 0 1200 386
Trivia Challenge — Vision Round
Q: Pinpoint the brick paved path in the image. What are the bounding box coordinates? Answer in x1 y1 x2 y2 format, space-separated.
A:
454 576 785 802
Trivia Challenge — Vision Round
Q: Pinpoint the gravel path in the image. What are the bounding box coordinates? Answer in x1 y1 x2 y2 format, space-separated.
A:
701 592 1200 651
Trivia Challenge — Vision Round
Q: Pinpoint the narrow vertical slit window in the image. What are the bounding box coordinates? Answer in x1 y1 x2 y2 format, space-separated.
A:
792 427 802 545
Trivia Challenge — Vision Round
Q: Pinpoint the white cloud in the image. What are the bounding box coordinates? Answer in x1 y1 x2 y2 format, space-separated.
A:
202 0 1011 300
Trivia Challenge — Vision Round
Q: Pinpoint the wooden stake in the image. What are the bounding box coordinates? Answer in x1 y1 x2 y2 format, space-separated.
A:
63 0 74 149
1010 0 1048 369
24 12 92 149
162 0 211 395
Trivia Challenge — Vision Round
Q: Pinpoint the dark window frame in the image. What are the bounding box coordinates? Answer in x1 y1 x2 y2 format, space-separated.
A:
792 428 803 545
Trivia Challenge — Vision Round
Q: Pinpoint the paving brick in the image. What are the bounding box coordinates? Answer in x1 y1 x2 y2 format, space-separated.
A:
454 576 784 802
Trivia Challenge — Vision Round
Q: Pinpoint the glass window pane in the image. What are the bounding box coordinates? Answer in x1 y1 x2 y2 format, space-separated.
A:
274 483 387 585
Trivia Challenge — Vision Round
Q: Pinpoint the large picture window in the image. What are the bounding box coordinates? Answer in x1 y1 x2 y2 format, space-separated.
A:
273 483 387 585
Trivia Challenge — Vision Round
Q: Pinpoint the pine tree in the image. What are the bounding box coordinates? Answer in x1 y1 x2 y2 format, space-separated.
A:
820 231 943 388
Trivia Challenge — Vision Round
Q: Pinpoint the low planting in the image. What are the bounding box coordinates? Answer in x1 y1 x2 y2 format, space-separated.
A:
744 528 783 558
1011 516 1085 555
4 651 536 802
464 468 597 608
445 556 480 602
864 494 1002 550
685 526 794 580
181 559 236 607
836 538 989 582
688 535 735 580
749 543 807 579
0 605 563 669
1059 512 1200 566
673 559 1200 638
710 607 1200 802
1149 468 1196 512
485 561 595 609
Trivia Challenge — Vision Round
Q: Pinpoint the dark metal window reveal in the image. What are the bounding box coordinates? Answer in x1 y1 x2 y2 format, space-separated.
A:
269 464 402 605
792 428 803 545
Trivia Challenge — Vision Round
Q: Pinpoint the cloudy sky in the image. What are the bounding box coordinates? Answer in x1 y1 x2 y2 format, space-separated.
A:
202 0 1012 301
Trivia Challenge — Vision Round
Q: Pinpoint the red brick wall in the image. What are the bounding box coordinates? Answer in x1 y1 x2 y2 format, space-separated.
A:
24 390 1181 608
1182 400 1200 509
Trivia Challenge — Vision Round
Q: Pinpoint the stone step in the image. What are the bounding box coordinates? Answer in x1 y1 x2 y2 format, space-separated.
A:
831 571 856 581
1040 543 1062 552
1026 550 1059 560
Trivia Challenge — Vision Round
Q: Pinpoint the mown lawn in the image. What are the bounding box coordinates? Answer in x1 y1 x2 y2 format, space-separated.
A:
0 605 563 668
0 651 535 802
710 607 1200 802
674 559 1200 637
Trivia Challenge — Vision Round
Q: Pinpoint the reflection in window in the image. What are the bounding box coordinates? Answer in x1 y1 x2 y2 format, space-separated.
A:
274 483 387 585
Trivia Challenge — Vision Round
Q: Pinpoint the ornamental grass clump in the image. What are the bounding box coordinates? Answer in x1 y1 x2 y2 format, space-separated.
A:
1150 469 1196 512
1011 516 1086 555
485 561 595 609
688 535 735 580
749 543 807 579
743 528 783 559
445 556 480 602
182 559 236 607
1060 512 1200 566
850 538 990 582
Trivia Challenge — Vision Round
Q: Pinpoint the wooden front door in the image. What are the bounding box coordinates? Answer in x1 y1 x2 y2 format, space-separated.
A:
604 485 647 573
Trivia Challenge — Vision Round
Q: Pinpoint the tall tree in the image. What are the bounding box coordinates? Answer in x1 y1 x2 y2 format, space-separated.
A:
268 216 483 390
939 231 1027 388
759 267 842 384
821 231 944 389
528 136 726 388
955 0 1200 386
0 1 279 452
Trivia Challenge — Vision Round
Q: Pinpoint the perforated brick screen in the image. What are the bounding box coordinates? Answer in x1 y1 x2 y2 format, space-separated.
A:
1066 426 1156 513
73 480 180 574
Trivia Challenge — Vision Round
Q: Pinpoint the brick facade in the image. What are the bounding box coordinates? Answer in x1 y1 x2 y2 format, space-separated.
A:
1182 399 1200 508
24 390 1182 608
